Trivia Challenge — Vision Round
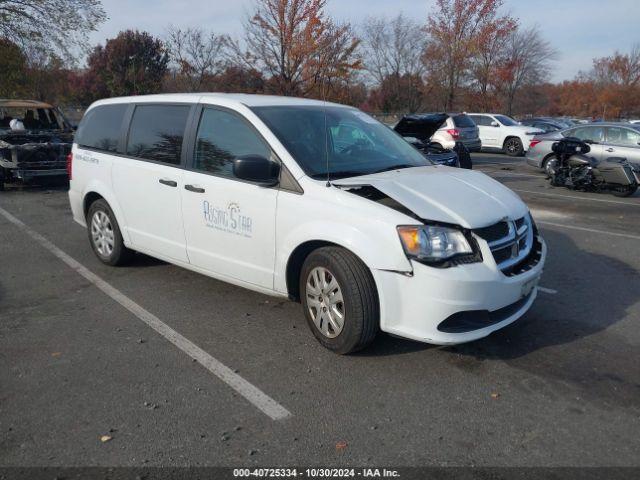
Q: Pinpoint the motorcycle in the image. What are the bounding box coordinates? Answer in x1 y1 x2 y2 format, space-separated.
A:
548 137 639 197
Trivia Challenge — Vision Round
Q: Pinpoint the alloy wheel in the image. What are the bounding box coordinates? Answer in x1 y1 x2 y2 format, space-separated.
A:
305 267 345 338
91 210 115 257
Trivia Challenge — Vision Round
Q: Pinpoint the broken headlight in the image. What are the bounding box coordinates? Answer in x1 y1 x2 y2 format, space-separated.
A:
397 225 475 266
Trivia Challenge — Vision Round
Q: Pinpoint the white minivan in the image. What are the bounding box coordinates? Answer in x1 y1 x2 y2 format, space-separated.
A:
69 94 546 354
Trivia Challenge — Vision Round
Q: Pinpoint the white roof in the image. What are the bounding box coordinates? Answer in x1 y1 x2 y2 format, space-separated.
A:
91 92 347 109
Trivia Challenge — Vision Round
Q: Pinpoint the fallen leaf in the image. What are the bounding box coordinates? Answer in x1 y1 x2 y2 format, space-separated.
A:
100 435 112 443
336 441 347 450
51 352 61 357
490 392 500 399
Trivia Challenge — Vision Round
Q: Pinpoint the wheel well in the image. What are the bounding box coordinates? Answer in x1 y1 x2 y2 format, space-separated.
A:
542 153 555 166
286 240 340 302
83 192 104 218
503 136 522 148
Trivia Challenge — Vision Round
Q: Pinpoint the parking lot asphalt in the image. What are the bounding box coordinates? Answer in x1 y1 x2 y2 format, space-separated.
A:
1 153 639 467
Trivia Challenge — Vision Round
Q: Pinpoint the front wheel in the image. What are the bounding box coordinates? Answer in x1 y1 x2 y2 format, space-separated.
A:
504 137 524 157
86 199 134 266
300 247 379 354
611 184 638 197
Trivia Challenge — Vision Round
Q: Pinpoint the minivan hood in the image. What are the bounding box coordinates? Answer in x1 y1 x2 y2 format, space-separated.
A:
393 113 448 141
333 166 528 228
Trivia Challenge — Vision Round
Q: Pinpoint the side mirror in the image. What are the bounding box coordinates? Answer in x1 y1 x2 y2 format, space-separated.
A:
491 121 499 127
233 155 280 186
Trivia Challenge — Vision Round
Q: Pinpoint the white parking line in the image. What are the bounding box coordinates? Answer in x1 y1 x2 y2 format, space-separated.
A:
538 287 557 295
0 206 292 421
514 188 640 206
538 220 640 241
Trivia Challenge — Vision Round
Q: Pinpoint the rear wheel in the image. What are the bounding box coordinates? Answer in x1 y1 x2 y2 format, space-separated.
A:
300 247 379 354
611 184 638 197
504 137 524 157
543 157 557 177
86 199 133 266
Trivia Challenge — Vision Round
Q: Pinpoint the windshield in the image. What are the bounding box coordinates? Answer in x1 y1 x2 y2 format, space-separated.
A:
251 106 430 179
0 107 64 131
494 115 519 127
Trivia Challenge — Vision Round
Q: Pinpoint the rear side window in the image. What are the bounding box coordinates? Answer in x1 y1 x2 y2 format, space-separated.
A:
126 105 190 165
75 104 128 152
194 108 271 177
452 114 475 128
470 115 492 127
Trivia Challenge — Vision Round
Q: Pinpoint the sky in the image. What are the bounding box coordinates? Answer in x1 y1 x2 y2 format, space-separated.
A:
88 0 640 83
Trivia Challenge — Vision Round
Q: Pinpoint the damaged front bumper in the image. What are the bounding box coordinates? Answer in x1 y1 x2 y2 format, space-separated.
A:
373 236 547 345
0 136 71 180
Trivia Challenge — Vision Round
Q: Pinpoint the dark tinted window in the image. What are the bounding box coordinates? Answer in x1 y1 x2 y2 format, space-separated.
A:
194 108 271 177
470 115 492 126
126 105 190 165
76 104 127 152
452 114 475 128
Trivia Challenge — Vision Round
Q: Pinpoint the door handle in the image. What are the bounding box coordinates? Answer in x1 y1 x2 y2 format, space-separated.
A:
159 179 177 187
184 184 205 193
605 148 615 152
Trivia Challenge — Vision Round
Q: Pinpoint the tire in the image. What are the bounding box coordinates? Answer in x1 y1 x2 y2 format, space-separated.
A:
504 137 524 157
543 156 557 177
0 167 5 191
611 184 638 197
86 199 133 266
299 246 379 354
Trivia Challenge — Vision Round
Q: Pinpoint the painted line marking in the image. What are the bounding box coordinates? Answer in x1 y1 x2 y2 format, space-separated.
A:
0 206 291 421
513 188 640 206
538 287 557 295
538 220 640 241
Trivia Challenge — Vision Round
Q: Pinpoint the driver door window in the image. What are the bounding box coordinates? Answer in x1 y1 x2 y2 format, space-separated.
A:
194 108 272 178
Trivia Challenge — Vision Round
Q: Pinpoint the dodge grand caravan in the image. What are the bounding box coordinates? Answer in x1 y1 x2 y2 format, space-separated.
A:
69 94 546 354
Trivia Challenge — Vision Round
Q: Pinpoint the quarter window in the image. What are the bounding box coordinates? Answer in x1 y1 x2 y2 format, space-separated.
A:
194 108 271 177
76 104 128 152
126 105 190 165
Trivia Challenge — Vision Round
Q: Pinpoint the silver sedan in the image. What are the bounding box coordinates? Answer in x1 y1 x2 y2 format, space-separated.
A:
526 122 640 175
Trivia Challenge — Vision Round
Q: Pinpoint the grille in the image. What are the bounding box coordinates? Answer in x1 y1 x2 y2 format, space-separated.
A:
474 215 537 274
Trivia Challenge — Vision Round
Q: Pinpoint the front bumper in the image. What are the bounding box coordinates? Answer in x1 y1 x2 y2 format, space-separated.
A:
373 236 547 345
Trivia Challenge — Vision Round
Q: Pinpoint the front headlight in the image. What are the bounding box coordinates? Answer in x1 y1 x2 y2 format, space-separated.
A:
397 225 474 264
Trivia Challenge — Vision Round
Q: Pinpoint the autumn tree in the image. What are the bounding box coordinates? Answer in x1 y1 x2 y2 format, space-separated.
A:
165 26 230 92
235 0 360 96
0 0 105 60
86 30 169 98
499 26 557 115
469 15 517 110
425 0 516 111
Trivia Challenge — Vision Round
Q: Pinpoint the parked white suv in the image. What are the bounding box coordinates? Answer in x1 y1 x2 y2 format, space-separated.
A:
69 94 546 354
468 113 543 156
